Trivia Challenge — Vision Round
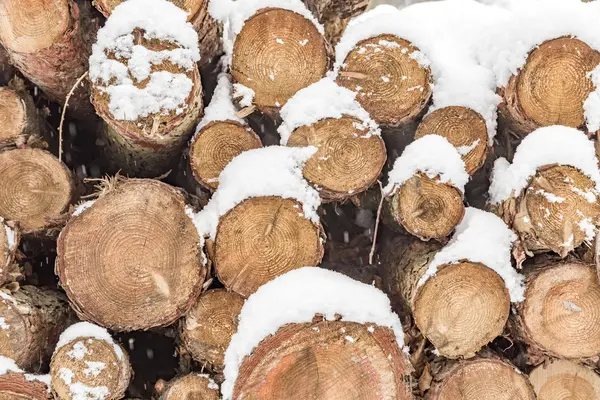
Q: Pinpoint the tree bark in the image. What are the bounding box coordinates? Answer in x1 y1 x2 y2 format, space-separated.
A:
0 372 51 399
529 359 600 399
156 373 220 400
304 0 369 45
0 219 19 287
0 79 43 150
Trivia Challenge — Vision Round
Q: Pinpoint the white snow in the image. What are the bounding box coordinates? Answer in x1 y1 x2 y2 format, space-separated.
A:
584 65 600 133
563 300 582 312
191 146 321 239
221 267 405 400
577 217 596 242
83 362 106 378
0 356 21 375
417 207 525 302
534 190 565 204
58 367 109 400
233 83 255 108
1 218 16 251
198 373 219 390
196 74 245 132
67 341 91 360
89 0 200 121
489 126 600 204
0 317 8 330
278 78 381 145
72 200 96 217
56 322 124 361
384 135 469 195
456 139 481 156
0 291 17 306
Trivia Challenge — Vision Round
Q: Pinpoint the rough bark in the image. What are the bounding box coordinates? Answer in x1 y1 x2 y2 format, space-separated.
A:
56 179 208 331
529 359 600 399
0 219 19 287
304 0 369 45
0 372 51 399
156 374 220 400
0 286 74 371
0 79 43 150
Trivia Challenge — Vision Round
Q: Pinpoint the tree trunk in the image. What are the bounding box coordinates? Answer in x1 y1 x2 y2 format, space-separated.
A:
304 0 369 45
529 359 600 399
0 372 50 399
180 289 244 374
0 219 19 287
0 286 73 371
0 0 95 116
0 148 74 235
214 196 325 298
382 239 510 359
56 179 208 331
233 320 413 400
0 80 43 149
156 373 220 400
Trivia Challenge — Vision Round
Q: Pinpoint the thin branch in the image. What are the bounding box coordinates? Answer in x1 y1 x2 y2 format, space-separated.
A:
58 71 88 162
369 181 385 265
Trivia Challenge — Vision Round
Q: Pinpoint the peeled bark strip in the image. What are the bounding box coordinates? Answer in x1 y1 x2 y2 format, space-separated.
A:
513 261 600 361
231 8 331 116
415 106 488 175
233 320 413 400
428 358 536 400
303 0 369 45
286 117 386 202
181 289 244 373
0 372 50 399
383 240 510 358
337 35 432 127
56 179 207 331
0 286 73 370
389 173 465 241
0 220 19 286
190 121 262 191
157 374 219 400
0 148 74 235
0 0 93 115
0 85 41 149
215 196 325 297
500 37 600 135
529 359 600 399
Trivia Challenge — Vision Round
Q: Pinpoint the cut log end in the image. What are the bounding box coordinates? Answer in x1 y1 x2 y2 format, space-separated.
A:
529 359 600 400
50 337 131 400
231 8 331 112
517 262 600 359
0 148 73 233
233 320 412 400
415 106 488 175
57 179 207 331
414 262 510 358
0 372 51 399
287 117 386 202
429 358 536 400
190 121 262 191
390 173 464 241
215 196 325 297
181 289 244 372
158 374 220 400
337 34 432 127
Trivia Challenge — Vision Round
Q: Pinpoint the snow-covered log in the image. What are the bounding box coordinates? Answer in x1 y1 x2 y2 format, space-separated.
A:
156 373 220 400
529 359 600 400
0 84 42 149
56 179 208 331
0 358 50 400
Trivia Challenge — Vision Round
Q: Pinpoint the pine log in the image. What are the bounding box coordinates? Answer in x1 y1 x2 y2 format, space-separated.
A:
56 179 208 331
303 0 369 45
180 289 244 373
499 37 600 136
0 219 19 287
337 34 432 128
214 196 325 297
156 374 220 400
382 239 510 358
232 320 413 400
0 148 74 235
0 0 95 116
0 372 50 399
0 83 42 149
529 359 600 399
231 8 332 117
0 286 73 371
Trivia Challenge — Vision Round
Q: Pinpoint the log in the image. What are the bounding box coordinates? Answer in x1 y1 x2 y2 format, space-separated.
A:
0 83 42 149
0 286 73 370
0 148 74 235
529 359 600 399
415 106 488 176
56 179 208 331
0 371 50 399
0 0 94 115
0 219 19 286
428 357 535 399
233 320 413 400
156 374 220 400
49 322 131 400
337 34 432 127
180 289 244 373
499 37 600 136
303 0 369 45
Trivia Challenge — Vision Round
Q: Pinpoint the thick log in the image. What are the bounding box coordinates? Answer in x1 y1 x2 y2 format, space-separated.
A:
156 374 220 400
0 371 50 399
529 359 600 399
0 82 42 149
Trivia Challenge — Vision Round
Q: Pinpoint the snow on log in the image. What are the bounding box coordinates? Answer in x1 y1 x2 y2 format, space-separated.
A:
0 219 19 287
0 357 50 399
93 0 221 67
489 126 600 257
180 289 244 373
529 359 600 400
0 148 74 235
156 373 219 400
56 179 208 331
512 260 600 363
192 146 325 297
428 357 535 400
190 75 262 191
89 0 203 178
0 85 41 149
384 135 467 241
0 287 73 370
211 0 332 116
303 0 369 45
222 267 412 400
278 78 386 202
383 208 524 358
49 322 131 400
0 0 94 115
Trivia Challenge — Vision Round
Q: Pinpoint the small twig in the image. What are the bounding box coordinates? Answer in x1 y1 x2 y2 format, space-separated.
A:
236 105 257 118
339 71 368 80
58 71 88 162
369 181 386 265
